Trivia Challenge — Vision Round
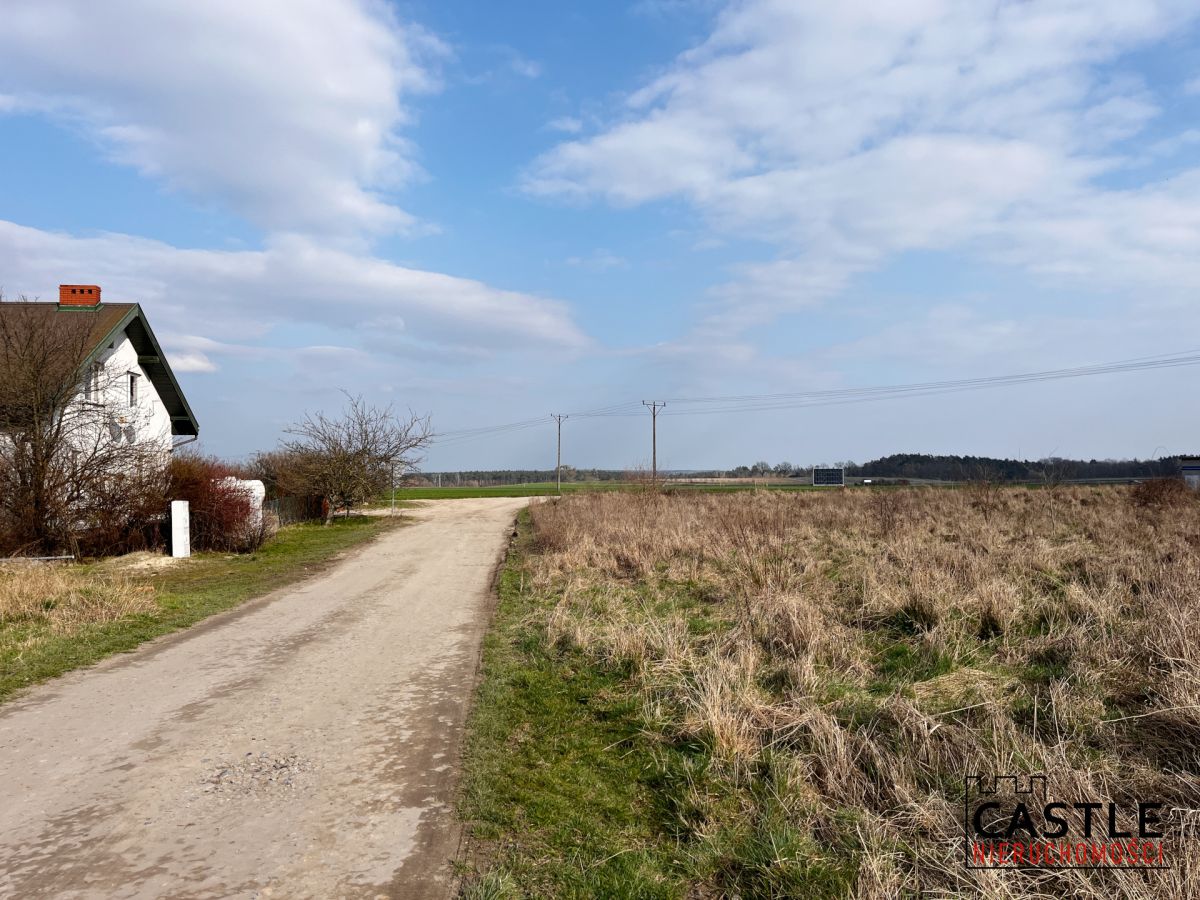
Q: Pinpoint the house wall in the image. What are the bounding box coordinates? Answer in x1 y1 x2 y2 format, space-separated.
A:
80 327 174 456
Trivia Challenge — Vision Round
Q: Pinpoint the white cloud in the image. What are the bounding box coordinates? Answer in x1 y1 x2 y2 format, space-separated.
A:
527 0 1200 325
546 116 584 134
0 1 603 458
986 169 1200 293
166 351 219 374
0 219 589 372
0 0 447 238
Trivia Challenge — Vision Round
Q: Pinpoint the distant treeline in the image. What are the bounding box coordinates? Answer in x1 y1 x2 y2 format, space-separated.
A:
420 454 1194 487
848 453 1189 482
724 454 1192 482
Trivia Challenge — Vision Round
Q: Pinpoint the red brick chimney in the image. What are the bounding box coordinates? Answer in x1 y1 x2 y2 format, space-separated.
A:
58 284 102 308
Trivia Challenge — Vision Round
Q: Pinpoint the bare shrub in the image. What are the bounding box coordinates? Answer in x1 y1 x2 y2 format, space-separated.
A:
1130 477 1193 509
868 488 906 538
168 453 263 552
965 478 1003 521
249 449 313 499
247 450 325 525
281 392 431 522
620 465 663 493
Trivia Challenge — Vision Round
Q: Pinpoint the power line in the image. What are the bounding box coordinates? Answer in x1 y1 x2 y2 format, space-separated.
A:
431 416 550 446
432 400 645 444
427 349 1200 447
663 349 1200 409
657 352 1200 418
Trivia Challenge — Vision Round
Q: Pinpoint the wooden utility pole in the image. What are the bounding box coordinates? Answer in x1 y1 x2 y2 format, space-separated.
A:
642 401 666 483
551 414 568 494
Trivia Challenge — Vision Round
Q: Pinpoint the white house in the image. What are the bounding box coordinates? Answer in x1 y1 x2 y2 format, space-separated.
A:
5 284 199 452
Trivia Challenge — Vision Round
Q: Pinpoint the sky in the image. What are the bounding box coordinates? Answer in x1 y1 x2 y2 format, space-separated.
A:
1 0 1199 471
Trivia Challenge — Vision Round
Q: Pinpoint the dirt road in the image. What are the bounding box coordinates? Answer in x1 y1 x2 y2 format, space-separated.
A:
0 498 527 899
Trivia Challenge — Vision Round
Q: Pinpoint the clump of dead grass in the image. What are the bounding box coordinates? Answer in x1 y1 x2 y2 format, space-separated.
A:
0 564 156 634
1130 477 1196 509
527 485 1200 897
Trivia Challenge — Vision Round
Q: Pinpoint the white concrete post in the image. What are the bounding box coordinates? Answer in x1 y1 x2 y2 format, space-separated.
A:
171 500 191 558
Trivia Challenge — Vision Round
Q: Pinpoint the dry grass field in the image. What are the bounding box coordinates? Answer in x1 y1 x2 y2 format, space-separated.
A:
0 566 156 635
464 482 1200 898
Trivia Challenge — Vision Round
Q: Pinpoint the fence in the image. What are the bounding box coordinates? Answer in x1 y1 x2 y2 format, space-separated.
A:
263 495 323 526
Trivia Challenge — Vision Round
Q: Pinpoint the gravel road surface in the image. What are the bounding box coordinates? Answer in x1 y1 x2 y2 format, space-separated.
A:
0 497 527 899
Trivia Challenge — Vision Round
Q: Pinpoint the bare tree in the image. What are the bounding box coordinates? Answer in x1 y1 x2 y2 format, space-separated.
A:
281 392 432 522
0 297 167 554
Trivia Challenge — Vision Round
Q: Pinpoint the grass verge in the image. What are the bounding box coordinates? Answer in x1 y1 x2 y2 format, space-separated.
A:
457 509 690 898
0 515 394 702
459 509 854 898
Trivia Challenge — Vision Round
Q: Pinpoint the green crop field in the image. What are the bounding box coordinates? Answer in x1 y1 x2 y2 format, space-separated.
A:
392 482 628 499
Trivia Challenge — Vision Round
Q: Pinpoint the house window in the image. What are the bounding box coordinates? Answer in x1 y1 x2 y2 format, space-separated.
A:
85 363 101 403
128 373 139 407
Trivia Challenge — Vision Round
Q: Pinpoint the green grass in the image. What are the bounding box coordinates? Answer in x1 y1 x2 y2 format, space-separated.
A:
457 511 857 899
458 509 689 898
0 515 394 702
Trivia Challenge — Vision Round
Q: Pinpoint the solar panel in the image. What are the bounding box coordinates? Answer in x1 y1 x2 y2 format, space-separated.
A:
812 467 845 486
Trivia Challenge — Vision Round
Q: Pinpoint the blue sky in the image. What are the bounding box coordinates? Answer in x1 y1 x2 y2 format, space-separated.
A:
2 0 1199 471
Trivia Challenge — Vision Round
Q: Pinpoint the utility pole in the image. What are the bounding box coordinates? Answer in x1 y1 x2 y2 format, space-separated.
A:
551 414 568 494
642 401 666 483
390 461 396 516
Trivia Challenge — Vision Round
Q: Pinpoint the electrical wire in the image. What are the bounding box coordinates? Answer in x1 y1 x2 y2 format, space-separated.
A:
428 349 1200 445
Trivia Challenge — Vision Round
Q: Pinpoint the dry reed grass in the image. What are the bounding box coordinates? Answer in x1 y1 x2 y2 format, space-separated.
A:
0 564 156 636
529 485 1200 897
